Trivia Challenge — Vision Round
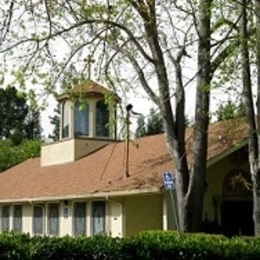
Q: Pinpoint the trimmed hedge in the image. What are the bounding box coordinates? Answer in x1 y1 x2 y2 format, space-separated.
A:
1 231 260 259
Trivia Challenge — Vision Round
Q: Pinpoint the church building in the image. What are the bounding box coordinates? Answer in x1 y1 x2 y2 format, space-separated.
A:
0 80 254 237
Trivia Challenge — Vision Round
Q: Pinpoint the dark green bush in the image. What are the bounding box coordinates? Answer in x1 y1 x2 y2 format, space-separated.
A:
0 232 31 259
29 235 122 260
120 231 260 260
1 231 260 259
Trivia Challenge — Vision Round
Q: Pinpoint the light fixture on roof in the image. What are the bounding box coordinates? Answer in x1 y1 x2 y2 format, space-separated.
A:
125 104 133 178
125 104 143 179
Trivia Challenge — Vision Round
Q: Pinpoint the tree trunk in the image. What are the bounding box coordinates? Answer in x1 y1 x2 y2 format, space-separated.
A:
182 0 211 232
172 60 189 232
240 0 260 236
164 0 211 232
139 0 211 232
254 0 260 236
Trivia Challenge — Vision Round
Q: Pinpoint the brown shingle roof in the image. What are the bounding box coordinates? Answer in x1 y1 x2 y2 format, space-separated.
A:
0 119 248 201
57 80 120 102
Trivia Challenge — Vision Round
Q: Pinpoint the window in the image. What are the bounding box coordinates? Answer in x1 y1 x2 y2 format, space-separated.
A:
33 205 44 235
62 101 70 138
92 201 106 235
223 169 252 197
74 202 86 236
48 204 59 236
13 205 22 232
1 206 9 232
74 101 89 136
96 100 109 137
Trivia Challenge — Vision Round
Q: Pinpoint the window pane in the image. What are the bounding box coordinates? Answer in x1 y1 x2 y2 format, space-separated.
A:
62 101 70 138
1 206 9 232
74 202 86 236
33 206 43 235
48 204 59 236
92 201 106 235
74 101 89 136
96 101 109 137
13 205 22 232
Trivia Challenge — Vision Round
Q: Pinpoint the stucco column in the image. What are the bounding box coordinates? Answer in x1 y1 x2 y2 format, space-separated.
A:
163 194 168 230
70 101 74 138
88 99 96 138
59 103 63 140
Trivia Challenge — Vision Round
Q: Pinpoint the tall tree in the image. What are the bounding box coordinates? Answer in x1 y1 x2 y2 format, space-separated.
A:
49 104 60 141
0 139 41 172
135 115 146 138
146 108 164 136
0 0 240 232
135 108 164 137
239 0 260 236
182 0 211 231
0 86 42 144
24 107 42 140
0 86 28 144
255 0 260 236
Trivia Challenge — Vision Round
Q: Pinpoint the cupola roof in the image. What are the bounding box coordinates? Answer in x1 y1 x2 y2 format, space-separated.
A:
57 80 120 102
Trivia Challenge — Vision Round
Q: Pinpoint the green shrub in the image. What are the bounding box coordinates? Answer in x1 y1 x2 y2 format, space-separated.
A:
0 232 31 259
1 231 260 259
29 235 122 260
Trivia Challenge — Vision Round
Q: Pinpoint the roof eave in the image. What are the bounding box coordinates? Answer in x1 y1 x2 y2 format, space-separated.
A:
206 138 248 168
0 187 162 204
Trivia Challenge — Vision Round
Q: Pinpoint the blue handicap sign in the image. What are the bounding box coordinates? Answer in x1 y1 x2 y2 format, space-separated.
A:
163 172 175 190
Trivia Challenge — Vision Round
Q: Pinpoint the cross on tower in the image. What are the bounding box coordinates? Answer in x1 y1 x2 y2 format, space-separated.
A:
86 54 95 79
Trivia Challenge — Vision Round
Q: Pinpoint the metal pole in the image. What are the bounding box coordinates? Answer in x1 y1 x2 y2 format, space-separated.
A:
169 190 179 231
125 104 132 178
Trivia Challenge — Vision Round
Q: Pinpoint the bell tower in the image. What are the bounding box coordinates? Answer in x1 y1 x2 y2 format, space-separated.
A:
41 80 119 166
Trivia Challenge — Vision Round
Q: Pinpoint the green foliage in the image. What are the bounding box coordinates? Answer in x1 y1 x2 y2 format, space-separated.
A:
0 232 31 259
49 104 60 141
24 108 42 141
0 86 41 172
1 231 260 259
0 87 28 144
0 139 41 173
135 109 164 138
135 116 146 138
0 87 42 145
0 139 14 172
214 100 246 122
146 109 164 136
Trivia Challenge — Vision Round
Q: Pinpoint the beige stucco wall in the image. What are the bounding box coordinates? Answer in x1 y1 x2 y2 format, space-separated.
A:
108 199 124 237
74 139 112 160
41 138 113 167
0 194 164 237
23 203 32 234
41 139 75 166
59 201 72 236
124 194 163 236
